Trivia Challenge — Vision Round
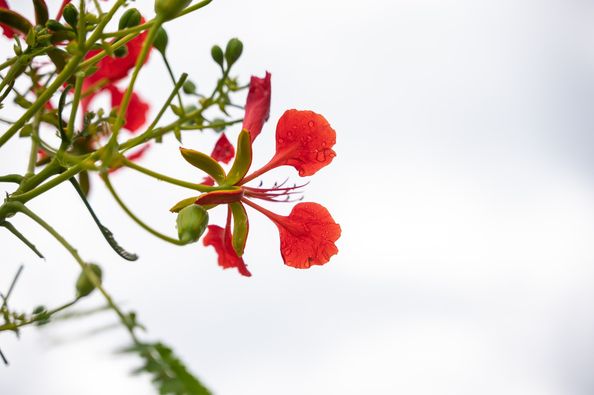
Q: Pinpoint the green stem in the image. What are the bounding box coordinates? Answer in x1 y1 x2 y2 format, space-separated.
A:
12 162 86 203
0 298 80 332
162 55 184 110
111 20 163 141
0 53 84 149
102 175 186 245
121 158 216 193
0 174 23 183
122 73 188 154
13 202 139 342
67 72 85 140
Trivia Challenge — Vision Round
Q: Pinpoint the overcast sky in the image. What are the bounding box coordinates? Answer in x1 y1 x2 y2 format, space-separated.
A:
2 0 594 394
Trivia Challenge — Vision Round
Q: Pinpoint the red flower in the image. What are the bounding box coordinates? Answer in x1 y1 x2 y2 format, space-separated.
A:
210 133 235 164
80 16 151 133
0 0 16 38
82 18 151 92
182 109 340 276
242 72 271 142
107 84 149 132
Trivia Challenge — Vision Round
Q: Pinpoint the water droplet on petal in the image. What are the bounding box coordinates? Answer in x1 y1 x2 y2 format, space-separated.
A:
316 150 326 162
308 121 315 128
278 137 285 144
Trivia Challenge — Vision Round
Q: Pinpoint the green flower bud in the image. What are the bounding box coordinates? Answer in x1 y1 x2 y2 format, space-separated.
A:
154 0 192 21
62 4 79 28
224 38 243 68
46 19 65 31
211 45 224 67
182 80 196 94
176 205 209 244
114 45 128 58
75 263 102 298
153 26 169 54
119 8 141 30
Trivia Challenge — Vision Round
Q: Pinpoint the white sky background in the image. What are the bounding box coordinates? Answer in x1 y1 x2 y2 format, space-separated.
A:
2 0 594 394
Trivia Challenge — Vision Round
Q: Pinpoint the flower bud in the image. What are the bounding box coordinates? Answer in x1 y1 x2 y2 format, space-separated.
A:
119 8 141 30
224 38 243 68
154 0 192 21
211 45 224 67
46 19 65 31
114 45 128 58
62 4 79 28
75 263 102 298
177 204 209 244
182 80 196 94
153 26 168 54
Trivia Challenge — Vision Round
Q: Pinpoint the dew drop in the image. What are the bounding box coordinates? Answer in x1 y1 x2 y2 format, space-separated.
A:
308 121 315 128
278 137 285 144
316 150 327 162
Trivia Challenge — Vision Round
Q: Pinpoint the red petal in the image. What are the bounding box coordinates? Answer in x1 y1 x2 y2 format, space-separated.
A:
56 0 70 20
0 0 16 38
203 225 251 277
272 110 336 177
211 133 235 164
201 176 215 186
83 17 151 87
274 202 341 269
126 143 150 161
242 72 271 142
108 85 149 132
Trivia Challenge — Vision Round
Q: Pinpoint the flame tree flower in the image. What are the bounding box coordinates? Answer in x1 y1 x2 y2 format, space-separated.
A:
174 73 340 276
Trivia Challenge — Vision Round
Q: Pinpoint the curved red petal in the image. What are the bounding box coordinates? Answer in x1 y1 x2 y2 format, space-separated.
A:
242 72 271 142
0 0 16 38
211 133 235 164
272 110 336 177
108 85 149 132
203 225 251 277
201 176 215 186
83 17 151 87
274 202 341 269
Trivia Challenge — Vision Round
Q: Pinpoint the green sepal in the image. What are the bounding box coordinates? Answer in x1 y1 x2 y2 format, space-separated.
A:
194 188 242 206
225 130 252 185
0 8 33 36
230 202 248 257
32 0 49 25
179 147 226 184
169 196 199 213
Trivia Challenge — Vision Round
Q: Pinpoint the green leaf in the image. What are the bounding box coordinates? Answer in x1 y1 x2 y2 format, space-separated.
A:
121 342 211 395
69 178 139 261
179 147 226 184
0 221 44 258
225 130 252 185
